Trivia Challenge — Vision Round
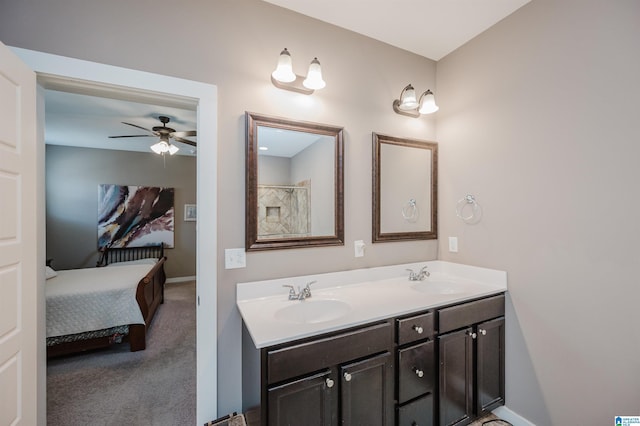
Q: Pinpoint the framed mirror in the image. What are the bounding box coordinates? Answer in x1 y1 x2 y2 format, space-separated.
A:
372 133 438 242
245 112 344 251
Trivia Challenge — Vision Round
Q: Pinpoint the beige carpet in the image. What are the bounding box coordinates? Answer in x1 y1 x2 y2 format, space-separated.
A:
47 281 196 426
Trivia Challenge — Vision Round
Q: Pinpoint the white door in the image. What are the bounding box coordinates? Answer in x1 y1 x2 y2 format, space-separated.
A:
0 41 39 425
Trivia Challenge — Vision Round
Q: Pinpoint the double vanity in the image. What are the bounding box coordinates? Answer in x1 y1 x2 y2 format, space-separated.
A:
237 260 507 426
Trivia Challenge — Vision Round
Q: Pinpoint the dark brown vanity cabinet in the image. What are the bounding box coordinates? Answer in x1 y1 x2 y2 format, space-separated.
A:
258 293 505 426
261 320 394 426
437 294 505 426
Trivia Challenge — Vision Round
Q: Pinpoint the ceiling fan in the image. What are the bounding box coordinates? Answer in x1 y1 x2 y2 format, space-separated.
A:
109 115 197 155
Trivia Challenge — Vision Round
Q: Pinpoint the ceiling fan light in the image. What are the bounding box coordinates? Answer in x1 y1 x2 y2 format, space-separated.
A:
272 48 296 83
168 144 180 155
151 140 170 154
398 84 419 110
303 58 326 90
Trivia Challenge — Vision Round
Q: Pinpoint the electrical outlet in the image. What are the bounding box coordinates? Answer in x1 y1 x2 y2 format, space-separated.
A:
354 240 365 257
448 237 459 253
225 248 246 269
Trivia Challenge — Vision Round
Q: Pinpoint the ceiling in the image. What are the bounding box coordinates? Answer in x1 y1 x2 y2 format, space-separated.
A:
262 0 530 61
45 90 198 156
44 0 530 155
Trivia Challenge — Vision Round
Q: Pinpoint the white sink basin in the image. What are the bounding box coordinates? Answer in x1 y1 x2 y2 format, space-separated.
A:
274 299 352 324
411 280 470 295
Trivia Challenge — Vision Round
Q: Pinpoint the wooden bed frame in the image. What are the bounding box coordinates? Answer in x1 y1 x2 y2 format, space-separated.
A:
46 245 167 358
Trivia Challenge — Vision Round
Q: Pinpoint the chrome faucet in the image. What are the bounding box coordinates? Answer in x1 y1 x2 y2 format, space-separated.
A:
406 266 430 281
283 281 316 300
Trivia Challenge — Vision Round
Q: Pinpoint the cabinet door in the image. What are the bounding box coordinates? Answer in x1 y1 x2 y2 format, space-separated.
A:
438 328 473 426
268 369 337 426
341 352 394 426
476 317 505 415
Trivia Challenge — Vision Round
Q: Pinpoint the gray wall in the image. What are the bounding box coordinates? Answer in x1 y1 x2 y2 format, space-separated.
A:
436 0 640 424
46 145 196 278
0 0 438 414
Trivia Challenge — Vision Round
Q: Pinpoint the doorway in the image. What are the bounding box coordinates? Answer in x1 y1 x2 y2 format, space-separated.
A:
13 47 218 425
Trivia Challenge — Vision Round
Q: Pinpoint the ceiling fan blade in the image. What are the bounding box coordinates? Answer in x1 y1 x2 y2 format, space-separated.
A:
173 136 197 147
122 122 156 134
108 134 154 138
172 130 197 138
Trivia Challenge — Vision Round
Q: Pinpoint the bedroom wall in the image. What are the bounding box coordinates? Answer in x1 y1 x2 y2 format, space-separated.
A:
46 145 197 279
0 0 438 414
436 0 640 424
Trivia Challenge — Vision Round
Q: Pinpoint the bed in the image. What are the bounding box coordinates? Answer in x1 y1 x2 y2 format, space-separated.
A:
45 245 167 357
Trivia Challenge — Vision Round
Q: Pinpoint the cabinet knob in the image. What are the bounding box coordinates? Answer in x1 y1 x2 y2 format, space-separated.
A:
413 325 423 334
479 329 487 336
325 378 334 388
413 368 424 378
343 372 352 382
468 331 477 339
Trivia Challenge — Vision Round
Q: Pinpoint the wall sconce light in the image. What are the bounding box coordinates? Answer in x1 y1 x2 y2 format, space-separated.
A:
271 48 326 95
393 84 439 118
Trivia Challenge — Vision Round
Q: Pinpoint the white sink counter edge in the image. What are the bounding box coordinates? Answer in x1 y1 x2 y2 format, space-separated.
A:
237 260 507 348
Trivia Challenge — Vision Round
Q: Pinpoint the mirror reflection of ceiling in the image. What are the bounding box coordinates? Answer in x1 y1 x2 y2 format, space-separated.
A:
257 126 332 158
45 90 198 156
262 0 531 61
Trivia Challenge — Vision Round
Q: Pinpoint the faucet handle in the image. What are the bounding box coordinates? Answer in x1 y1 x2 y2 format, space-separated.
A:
302 281 316 298
282 284 296 297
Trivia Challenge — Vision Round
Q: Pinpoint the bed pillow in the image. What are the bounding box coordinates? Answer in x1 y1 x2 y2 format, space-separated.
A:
45 266 58 279
106 258 157 267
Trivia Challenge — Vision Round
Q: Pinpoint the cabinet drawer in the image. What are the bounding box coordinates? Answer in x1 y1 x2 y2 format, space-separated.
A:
398 340 434 403
438 294 505 334
267 320 393 384
397 311 434 345
397 394 433 426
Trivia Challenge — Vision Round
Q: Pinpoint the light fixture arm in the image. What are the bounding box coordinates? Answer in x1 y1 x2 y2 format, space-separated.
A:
270 74 314 95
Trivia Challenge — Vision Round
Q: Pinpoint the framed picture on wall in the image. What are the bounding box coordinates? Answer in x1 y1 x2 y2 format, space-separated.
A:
184 204 197 222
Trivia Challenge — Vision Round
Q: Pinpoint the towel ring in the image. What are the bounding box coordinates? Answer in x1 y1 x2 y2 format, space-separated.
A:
402 199 419 223
456 194 482 224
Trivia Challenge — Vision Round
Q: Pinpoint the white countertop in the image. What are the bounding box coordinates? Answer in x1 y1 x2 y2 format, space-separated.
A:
237 260 507 348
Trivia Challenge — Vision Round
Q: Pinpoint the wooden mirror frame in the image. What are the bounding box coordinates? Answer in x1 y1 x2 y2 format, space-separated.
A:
245 112 344 251
372 133 438 242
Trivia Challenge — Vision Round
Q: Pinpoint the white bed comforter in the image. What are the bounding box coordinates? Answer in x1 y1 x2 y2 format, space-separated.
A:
46 263 155 338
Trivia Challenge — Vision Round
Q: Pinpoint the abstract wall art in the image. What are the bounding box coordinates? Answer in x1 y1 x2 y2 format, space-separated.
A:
98 184 174 248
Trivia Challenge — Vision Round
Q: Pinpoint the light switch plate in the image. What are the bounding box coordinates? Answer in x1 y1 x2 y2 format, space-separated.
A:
354 240 365 257
225 248 246 269
448 237 459 253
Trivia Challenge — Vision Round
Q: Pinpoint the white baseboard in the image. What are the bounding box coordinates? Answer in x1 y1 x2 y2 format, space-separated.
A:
493 406 536 426
166 275 196 284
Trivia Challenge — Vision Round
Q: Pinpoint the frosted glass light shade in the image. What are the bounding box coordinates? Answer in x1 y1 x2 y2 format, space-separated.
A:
303 58 326 90
398 84 419 110
271 48 296 83
150 140 169 154
418 90 439 114
168 144 180 155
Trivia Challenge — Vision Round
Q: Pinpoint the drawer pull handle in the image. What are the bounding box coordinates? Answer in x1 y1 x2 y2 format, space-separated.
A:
413 325 424 334
325 378 334 388
413 368 424 378
343 372 352 382
479 328 487 336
